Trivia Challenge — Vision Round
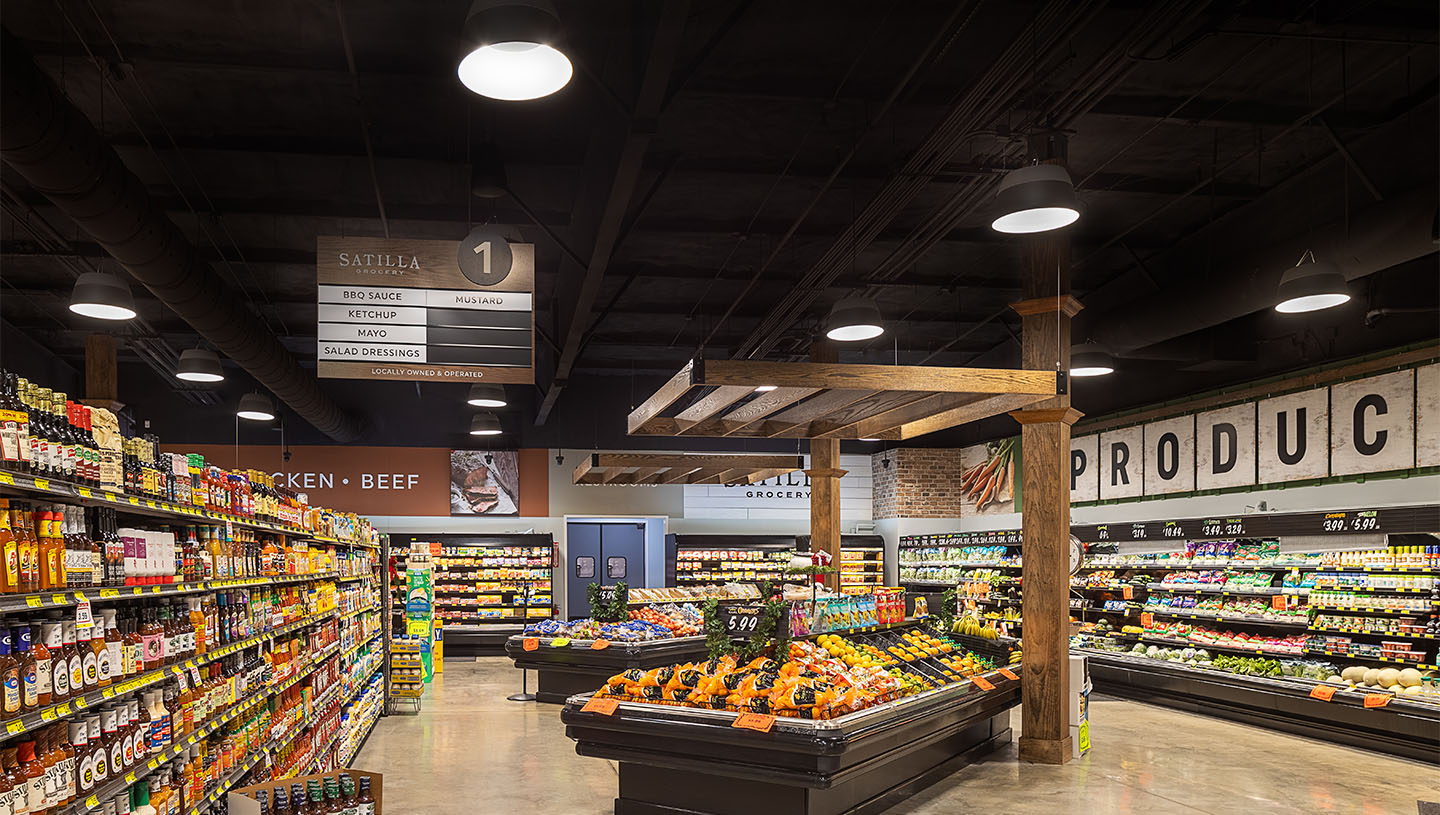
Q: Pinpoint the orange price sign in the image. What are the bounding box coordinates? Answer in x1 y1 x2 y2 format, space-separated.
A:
522 638 540 652
1271 594 1289 611
971 674 995 691
1308 684 1337 701
1122 585 1133 600
732 712 776 733
998 668 1019 681
581 696 619 716
590 639 611 651
1363 693 1391 708
1140 612 1154 629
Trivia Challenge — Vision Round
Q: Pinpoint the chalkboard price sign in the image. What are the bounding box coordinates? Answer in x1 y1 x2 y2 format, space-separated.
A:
720 605 764 638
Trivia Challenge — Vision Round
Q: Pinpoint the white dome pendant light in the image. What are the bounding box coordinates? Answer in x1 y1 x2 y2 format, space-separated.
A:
1275 251 1351 314
990 164 1081 234
458 0 573 101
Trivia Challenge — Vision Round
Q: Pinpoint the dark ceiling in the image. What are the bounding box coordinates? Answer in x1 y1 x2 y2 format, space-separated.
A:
0 0 1436 452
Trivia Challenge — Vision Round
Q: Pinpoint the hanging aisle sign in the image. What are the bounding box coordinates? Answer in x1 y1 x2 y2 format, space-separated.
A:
315 227 535 383
1070 365 1433 503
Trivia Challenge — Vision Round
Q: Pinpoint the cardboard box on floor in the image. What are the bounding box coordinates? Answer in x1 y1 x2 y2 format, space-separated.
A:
227 769 382 813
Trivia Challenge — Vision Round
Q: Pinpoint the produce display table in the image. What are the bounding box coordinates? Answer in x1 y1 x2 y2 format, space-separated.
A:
1080 649 1440 763
506 636 712 704
561 673 1020 815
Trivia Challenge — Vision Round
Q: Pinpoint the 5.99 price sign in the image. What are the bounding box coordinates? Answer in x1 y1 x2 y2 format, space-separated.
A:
719 605 764 639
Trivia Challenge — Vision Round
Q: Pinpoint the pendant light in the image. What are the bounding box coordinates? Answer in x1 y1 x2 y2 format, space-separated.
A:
470 411 503 436
1071 347 1115 378
458 0 572 101
990 164 1080 234
68 272 137 321
753 385 777 393
823 297 885 342
236 392 275 422
175 349 225 383
467 384 508 408
1275 251 1350 313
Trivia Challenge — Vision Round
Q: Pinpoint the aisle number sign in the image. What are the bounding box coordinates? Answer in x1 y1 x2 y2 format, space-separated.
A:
316 230 535 383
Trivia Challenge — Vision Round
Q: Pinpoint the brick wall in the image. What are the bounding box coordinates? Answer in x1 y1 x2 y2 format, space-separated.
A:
871 448 969 519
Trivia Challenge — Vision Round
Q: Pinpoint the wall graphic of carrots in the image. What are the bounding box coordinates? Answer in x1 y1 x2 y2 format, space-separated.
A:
960 439 1014 511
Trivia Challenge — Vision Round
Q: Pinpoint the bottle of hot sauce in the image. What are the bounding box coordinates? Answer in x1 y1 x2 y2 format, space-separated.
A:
142 608 164 672
33 619 53 708
62 619 85 701
0 502 18 594
13 503 38 594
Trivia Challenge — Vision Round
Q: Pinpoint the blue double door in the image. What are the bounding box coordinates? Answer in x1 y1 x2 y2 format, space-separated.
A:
566 522 646 619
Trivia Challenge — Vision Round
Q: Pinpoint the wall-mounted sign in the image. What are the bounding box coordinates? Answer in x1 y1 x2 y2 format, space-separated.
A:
450 449 520 516
315 229 534 383
683 454 872 521
1070 365 1433 503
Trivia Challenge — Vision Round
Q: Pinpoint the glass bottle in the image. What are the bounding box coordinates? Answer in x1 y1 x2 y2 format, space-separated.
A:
103 609 123 685
14 625 36 712
1 747 23 815
0 501 16 594
0 629 20 717
60 720 79 807
33 620 53 707
93 612 112 688
356 776 374 815
40 727 62 813
16 741 44 815
61 618 83 703
89 508 105 589
14 503 38 593
78 620 98 691
141 608 164 672
123 614 143 680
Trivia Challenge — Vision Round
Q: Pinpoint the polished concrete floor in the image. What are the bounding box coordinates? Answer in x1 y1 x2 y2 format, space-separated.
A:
354 658 1435 814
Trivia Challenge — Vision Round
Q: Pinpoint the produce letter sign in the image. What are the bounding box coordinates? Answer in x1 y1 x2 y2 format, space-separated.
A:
1099 427 1144 500
1330 370 1415 476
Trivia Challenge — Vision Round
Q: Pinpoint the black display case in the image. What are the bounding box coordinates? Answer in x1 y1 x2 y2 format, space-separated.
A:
1080 649 1440 763
561 674 1020 815
506 635 713 704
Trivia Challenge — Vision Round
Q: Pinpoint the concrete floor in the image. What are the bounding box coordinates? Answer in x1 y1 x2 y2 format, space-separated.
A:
354 658 1435 815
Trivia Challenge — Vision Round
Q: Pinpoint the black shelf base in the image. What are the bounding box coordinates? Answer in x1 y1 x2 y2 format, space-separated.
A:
605 712 1010 815
1086 653 1440 764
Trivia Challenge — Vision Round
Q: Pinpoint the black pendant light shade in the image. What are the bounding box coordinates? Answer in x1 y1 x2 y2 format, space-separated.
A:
236 392 276 421
467 384 508 407
1071 348 1115 377
175 349 225 383
824 297 885 341
1275 257 1350 314
69 272 137 321
470 411 503 436
990 164 1081 234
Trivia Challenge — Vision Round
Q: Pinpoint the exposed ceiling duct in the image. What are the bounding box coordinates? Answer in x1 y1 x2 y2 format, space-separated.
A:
1080 186 1438 356
0 34 362 441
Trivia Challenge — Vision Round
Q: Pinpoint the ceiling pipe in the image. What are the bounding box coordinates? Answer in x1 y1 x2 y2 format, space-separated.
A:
0 34 362 441
1080 187 1437 355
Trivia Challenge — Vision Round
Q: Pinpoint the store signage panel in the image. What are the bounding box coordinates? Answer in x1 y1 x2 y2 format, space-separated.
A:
1099 427 1144 500
1330 370 1415 476
1142 415 1195 496
1256 388 1329 483
315 232 534 383
1417 365 1440 468
1195 403 1256 491
683 454 872 521
1070 434 1099 503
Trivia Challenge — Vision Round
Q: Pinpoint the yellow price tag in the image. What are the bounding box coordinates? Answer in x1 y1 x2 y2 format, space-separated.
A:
77 487 91 498
0 473 13 485
86 795 99 809
73 698 87 709
132 587 143 595
187 735 196 745
145 500 156 508
51 594 66 605
25 597 42 608
55 703 71 715
33 478 49 491
5 721 22 735
128 497 139 505
185 660 195 669
151 586 162 593
101 688 115 699
125 772 136 784
99 589 118 598
73 592 86 602
40 709 56 722
147 759 157 770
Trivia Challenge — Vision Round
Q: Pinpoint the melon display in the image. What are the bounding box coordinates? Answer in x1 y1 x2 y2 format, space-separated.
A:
1398 668 1422 688
1403 685 1424 696
1376 668 1401 688
1362 668 1381 686
1341 666 1367 683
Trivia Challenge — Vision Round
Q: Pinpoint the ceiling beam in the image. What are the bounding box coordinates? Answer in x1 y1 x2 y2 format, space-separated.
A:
534 0 690 426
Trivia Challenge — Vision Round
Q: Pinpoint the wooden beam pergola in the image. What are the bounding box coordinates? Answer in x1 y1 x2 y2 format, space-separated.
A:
626 359 1059 440
571 453 806 486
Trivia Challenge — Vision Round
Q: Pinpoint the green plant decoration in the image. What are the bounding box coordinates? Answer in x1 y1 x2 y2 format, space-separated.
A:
588 581 629 622
931 586 958 634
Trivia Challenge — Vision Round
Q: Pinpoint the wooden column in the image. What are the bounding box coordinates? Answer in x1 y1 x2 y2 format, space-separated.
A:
1013 131 1081 766
83 334 125 413
807 339 844 591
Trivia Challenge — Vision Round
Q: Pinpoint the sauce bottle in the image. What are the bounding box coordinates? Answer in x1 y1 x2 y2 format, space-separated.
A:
85 713 108 787
13 625 36 712
126 699 146 771
141 608 164 672
91 615 110 689
356 776 374 815
78 621 98 692
0 748 12 815
42 726 64 812
60 721 79 807
105 706 125 788
1 747 24 815
61 620 84 701
75 719 95 802
131 781 156 815
16 741 44 815
33 620 53 707
13 504 37 594
0 502 18 594
123 614 143 679
102 609 122 685
145 691 170 755
0 628 20 718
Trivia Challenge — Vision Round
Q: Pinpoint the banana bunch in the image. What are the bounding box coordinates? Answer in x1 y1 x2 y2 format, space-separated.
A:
951 614 1001 640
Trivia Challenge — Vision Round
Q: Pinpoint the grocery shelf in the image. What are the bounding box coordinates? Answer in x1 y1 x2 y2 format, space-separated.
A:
0 470 372 546
1143 585 1295 598
1137 635 1304 660
0 607 336 740
1306 626 1437 641
1330 586 1436 595
1302 647 1439 670
1314 566 1440 574
1308 605 1435 616
1079 563 1312 572
1079 648 1440 763
186 739 269 815
0 572 340 614
335 574 375 584
341 631 384 662
1145 610 1310 629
